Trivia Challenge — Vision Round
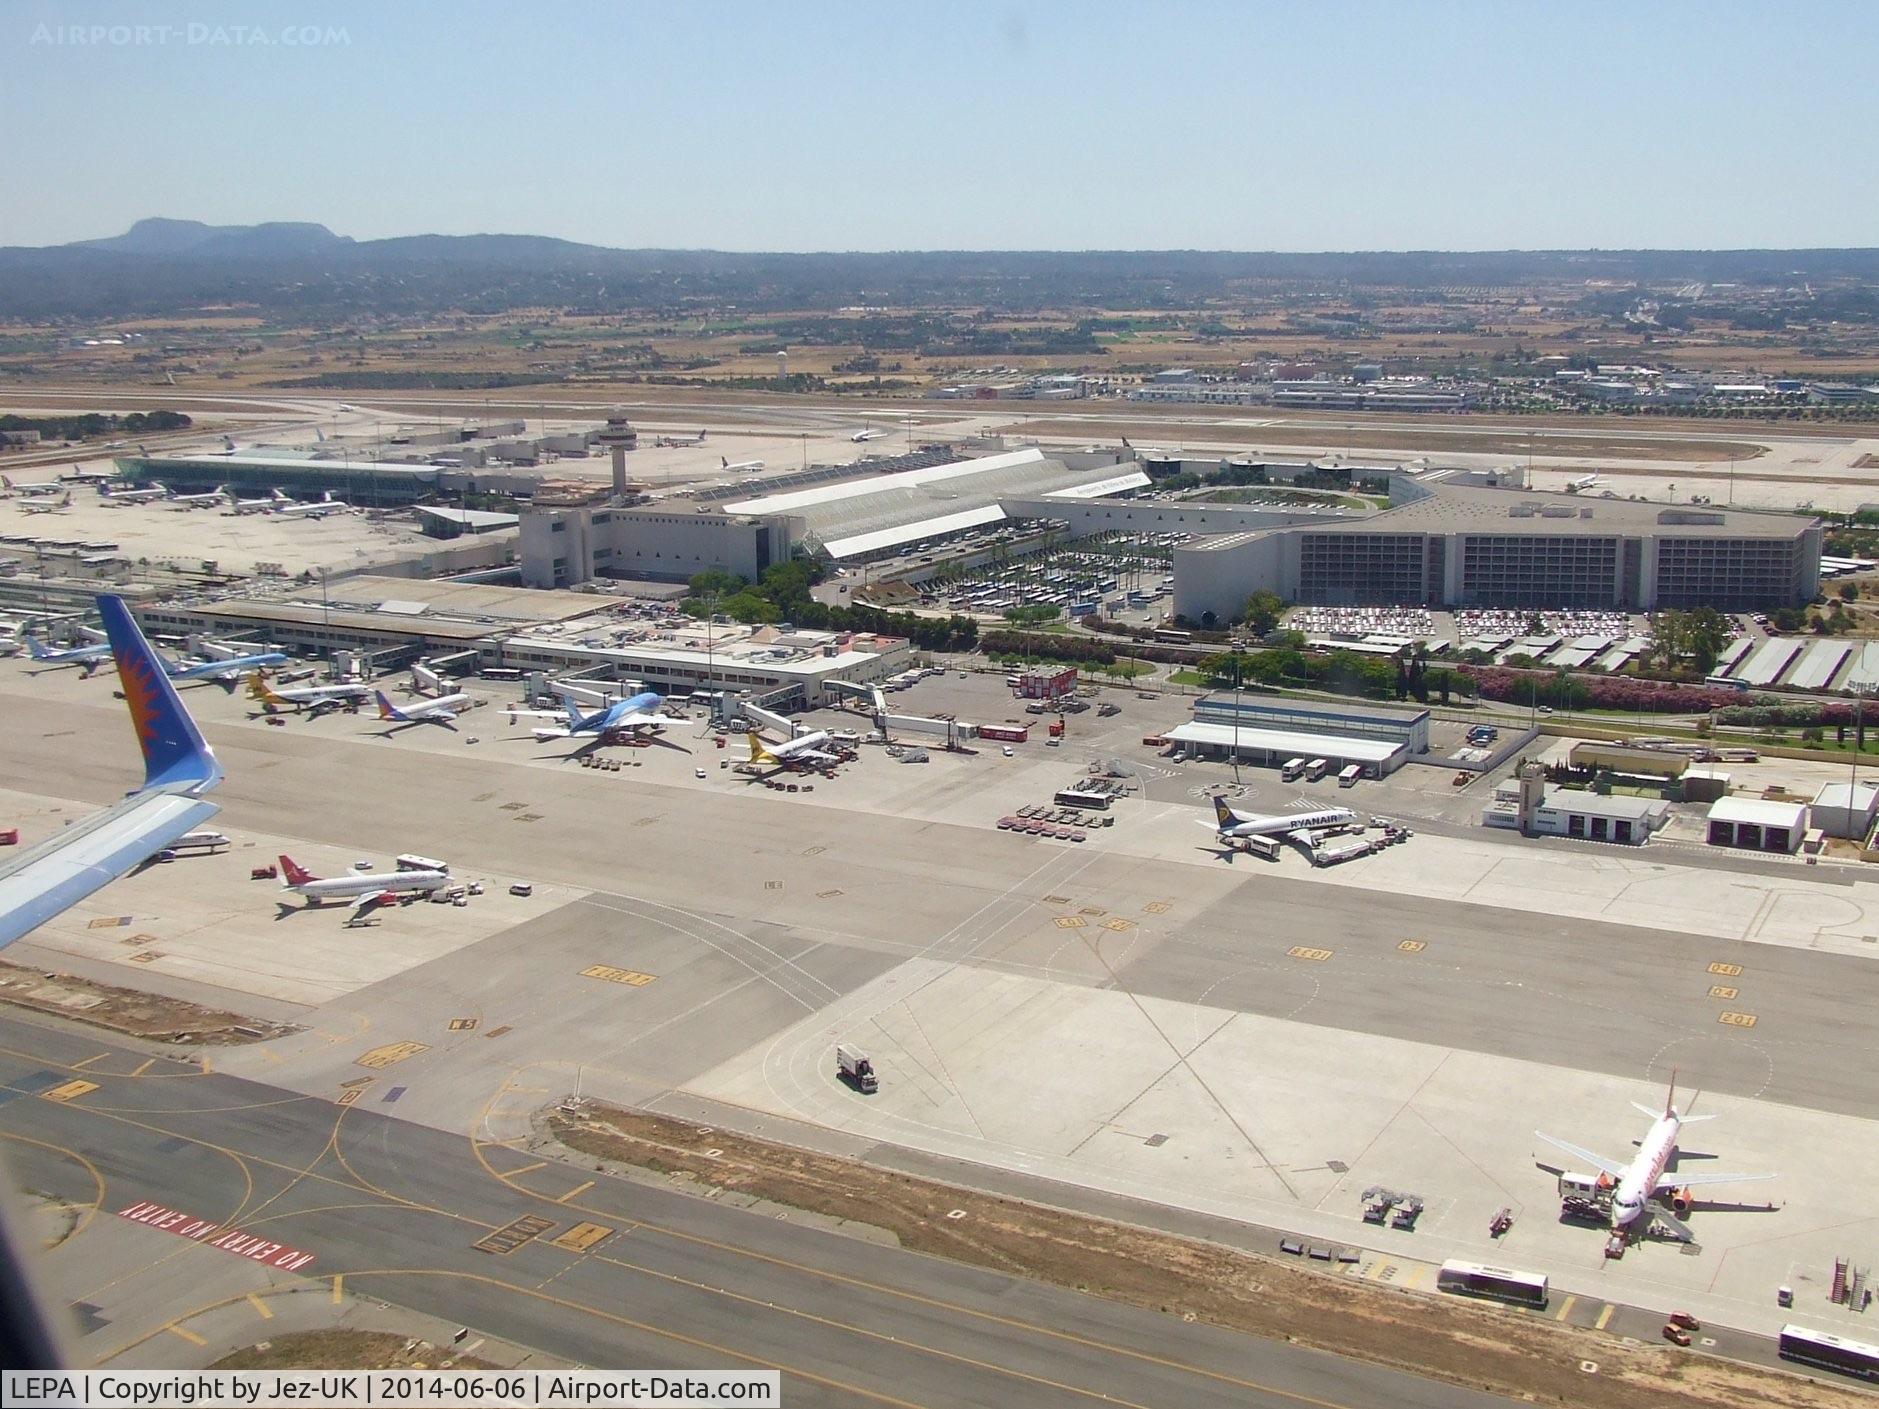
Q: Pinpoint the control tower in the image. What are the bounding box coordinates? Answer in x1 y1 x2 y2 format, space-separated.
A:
596 409 638 499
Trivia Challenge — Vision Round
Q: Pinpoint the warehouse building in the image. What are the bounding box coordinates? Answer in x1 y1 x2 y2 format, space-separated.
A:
720 446 1146 563
1706 796 1808 853
1810 782 1879 841
115 453 441 506
1161 695 1427 777
1481 766 1670 844
519 502 797 589
1173 473 1820 621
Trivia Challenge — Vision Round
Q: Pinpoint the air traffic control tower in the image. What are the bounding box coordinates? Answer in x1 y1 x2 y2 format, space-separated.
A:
597 408 638 500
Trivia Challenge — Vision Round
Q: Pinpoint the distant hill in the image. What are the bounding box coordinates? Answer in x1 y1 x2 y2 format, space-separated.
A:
71 217 353 257
2 219 1876 320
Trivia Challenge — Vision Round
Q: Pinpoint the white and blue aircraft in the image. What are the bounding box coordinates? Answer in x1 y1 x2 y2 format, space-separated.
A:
22 633 114 672
515 689 668 745
157 644 289 686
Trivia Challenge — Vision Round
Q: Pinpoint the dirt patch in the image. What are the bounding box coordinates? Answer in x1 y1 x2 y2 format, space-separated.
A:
0 960 293 1045
213 1329 496 1372
549 1103 1861 1409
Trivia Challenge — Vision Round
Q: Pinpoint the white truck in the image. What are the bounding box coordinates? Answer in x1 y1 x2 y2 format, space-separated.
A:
835 1043 879 1094
1311 836 1376 868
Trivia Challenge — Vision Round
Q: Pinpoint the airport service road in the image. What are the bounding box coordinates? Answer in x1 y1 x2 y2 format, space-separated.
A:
0 1015 1509 1409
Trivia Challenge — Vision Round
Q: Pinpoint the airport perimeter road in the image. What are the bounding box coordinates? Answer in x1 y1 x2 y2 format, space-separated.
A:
0 1014 1510 1409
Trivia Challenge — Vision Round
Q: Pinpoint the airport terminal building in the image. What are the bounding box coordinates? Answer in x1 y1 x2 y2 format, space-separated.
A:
1174 475 1821 622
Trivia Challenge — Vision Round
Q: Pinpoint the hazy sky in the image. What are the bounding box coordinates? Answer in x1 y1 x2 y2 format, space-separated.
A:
4 0 1874 251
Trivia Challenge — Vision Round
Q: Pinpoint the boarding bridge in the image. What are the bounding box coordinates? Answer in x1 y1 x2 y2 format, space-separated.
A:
425 650 480 678
823 678 887 718
742 699 798 738
883 714 970 747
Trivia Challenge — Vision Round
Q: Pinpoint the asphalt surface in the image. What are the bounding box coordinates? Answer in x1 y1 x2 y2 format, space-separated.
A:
0 1011 1510 1409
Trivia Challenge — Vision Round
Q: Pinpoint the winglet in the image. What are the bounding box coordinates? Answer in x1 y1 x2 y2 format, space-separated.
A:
98 595 221 795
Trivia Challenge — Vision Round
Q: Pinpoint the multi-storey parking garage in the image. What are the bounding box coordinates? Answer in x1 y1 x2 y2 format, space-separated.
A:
1175 472 1821 622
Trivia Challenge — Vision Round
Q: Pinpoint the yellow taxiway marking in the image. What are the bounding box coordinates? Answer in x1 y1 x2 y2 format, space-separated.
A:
164 1324 206 1346
1594 1303 1615 1330
42 1080 99 1103
331 1275 344 1304
335 1088 364 1107
1708 985 1738 1000
130 1058 156 1077
579 964 656 987
550 1222 614 1252
356 1042 430 1068
247 1293 273 1320
556 1180 596 1204
1719 1011 1758 1028
1398 940 1425 953
1553 1294 1577 1322
197 1056 212 1075
1287 946 1333 962
508 1160 547 1177
71 1053 111 1070
1053 916 1087 930
1708 961 1743 977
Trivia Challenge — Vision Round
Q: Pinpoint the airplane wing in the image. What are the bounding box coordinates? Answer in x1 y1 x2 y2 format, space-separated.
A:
796 748 837 764
1656 1170 1776 1189
606 711 665 730
1535 1131 1628 1178
0 595 221 948
347 891 393 922
1647 1206 1696 1243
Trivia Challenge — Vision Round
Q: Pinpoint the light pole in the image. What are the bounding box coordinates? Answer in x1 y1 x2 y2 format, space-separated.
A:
1231 653 1242 783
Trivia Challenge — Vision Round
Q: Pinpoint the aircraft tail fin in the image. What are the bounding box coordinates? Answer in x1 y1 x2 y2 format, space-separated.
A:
23 635 50 660
98 594 222 794
278 855 316 886
374 690 402 720
746 732 775 763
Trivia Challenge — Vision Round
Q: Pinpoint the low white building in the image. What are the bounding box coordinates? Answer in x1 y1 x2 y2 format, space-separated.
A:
1810 782 1879 841
1481 768 1668 844
1706 796 1808 853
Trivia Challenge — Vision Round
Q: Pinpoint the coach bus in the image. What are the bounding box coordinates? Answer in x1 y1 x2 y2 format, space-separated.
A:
1779 1325 1879 1380
1436 1260 1549 1310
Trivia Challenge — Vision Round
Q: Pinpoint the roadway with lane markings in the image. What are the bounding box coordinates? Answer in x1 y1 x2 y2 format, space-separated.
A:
0 1011 1510 1409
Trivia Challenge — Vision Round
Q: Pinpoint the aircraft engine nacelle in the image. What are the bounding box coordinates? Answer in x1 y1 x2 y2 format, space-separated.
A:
1669 1187 1693 1217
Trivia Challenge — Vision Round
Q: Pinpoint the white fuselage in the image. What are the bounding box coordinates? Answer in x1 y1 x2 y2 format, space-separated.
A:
1613 1112 1680 1227
288 868 447 902
398 692 471 719
764 730 832 762
1220 806 1355 839
269 682 367 704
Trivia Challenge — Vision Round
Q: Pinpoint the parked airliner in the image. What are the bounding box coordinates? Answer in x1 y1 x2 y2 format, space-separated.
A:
1205 795 1357 844
1536 1073 1774 1239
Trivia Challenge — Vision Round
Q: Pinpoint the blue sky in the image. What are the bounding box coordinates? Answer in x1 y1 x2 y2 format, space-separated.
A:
4 0 1873 250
